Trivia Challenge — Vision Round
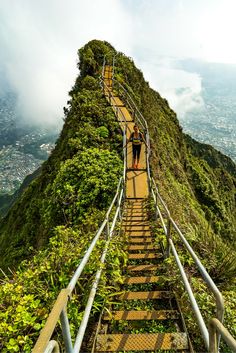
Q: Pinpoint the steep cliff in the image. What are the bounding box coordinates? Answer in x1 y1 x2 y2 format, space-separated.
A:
0 39 236 353
1 39 236 274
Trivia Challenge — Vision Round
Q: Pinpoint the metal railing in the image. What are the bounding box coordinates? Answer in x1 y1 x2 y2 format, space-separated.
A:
107 55 235 352
33 57 129 353
32 56 236 353
209 318 236 352
150 177 226 351
32 177 124 353
102 64 151 177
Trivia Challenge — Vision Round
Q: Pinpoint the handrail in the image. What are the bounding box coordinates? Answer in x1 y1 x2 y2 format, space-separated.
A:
150 176 225 350
67 177 123 294
32 55 236 353
32 289 71 353
33 177 124 353
73 188 123 352
113 78 148 132
209 318 236 352
33 58 128 353
103 55 235 353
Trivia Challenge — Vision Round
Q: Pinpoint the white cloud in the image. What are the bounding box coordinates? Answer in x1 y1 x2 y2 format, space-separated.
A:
135 55 204 119
1 0 236 128
0 0 133 127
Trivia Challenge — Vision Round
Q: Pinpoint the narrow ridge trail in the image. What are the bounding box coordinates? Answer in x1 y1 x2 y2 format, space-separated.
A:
93 66 190 352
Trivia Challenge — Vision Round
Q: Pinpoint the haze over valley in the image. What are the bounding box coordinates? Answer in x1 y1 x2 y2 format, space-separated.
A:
0 92 58 194
177 60 236 162
1 58 236 197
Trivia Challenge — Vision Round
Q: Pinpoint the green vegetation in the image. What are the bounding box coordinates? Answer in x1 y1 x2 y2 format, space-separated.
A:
0 39 236 351
0 40 125 352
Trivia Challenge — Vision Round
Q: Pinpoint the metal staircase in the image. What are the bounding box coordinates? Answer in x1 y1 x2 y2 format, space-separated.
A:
95 199 189 352
31 59 236 353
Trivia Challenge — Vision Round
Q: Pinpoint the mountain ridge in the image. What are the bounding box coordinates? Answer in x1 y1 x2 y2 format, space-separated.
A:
0 39 235 270
0 39 235 352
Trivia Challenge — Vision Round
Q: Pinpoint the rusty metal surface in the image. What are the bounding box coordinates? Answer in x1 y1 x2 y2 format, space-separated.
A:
117 291 172 300
124 276 160 284
122 221 150 227
125 204 147 209
127 264 160 272
124 206 148 211
96 332 188 351
123 216 149 221
128 236 154 243
127 244 157 250
103 310 179 321
125 231 152 237
123 225 151 232
128 253 161 259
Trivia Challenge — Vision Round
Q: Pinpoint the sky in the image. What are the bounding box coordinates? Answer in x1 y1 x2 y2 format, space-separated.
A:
1 0 236 127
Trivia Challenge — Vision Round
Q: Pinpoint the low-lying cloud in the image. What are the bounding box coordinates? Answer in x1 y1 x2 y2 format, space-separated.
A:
0 0 133 128
136 56 204 119
2 0 230 130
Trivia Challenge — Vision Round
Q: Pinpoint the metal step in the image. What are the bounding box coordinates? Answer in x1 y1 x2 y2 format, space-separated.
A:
128 237 154 243
123 211 148 215
123 217 149 221
128 253 162 259
96 332 188 351
123 225 151 231
127 244 158 250
123 221 150 226
117 291 172 300
124 210 148 215
125 231 152 236
124 206 148 210
127 264 160 272
124 275 160 284
103 310 179 321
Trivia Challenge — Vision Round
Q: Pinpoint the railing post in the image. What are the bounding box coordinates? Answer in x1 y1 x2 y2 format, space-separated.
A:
167 218 171 257
209 322 217 353
118 204 122 221
44 341 60 353
154 189 159 221
116 196 121 221
106 217 110 239
209 318 236 353
60 308 73 353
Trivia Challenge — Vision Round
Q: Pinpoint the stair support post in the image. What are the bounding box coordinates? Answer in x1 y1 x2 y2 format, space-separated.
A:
106 217 110 240
60 308 73 353
167 218 171 258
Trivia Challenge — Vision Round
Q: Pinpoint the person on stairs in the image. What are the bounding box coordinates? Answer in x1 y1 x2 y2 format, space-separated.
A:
125 124 148 169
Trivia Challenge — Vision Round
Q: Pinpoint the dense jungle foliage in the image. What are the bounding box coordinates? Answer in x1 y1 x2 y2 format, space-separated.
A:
0 40 235 351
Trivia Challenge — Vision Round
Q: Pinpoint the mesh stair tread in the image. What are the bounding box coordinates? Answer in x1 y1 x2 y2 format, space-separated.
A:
124 275 161 284
103 310 179 321
122 222 150 227
124 210 148 214
125 231 152 236
128 253 162 259
117 290 172 300
128 237 154 243
96 332 188 351
127 264 160 271
124 214 148 219
127 244 158 250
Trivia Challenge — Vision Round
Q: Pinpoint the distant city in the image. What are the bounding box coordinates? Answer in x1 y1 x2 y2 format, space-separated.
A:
0 92 58 195
177 59 236 162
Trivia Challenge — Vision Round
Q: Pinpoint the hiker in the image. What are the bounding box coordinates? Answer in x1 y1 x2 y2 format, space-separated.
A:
124 124 148 169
